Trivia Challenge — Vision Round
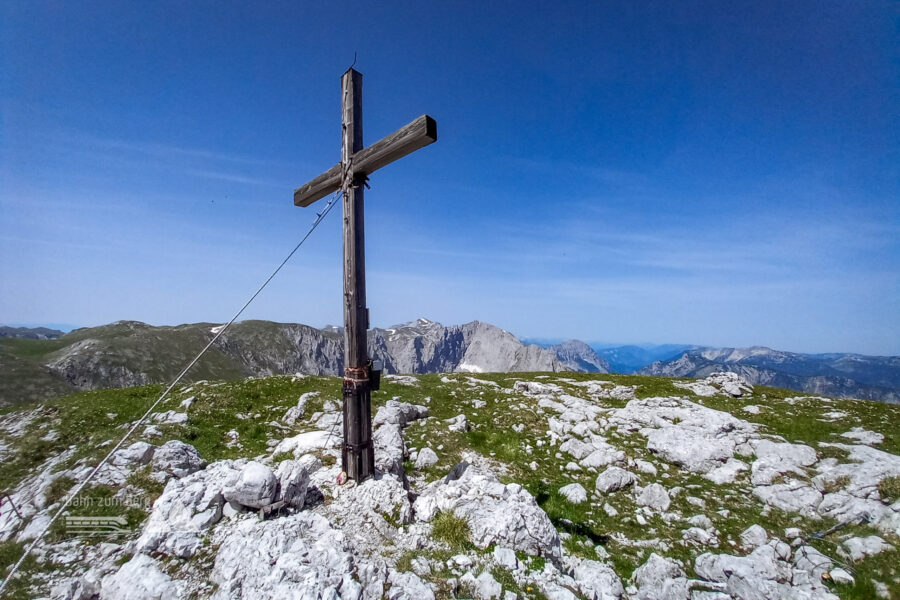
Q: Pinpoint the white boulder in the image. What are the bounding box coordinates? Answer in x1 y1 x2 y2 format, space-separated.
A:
841 535 894 562
151 440 205 482
631 553 690 600
595 467 637 493
223 461 277 509
274 460 309 508
415 447 439 470
739 524 768 548
636 483 671 511
418 463 561 562
101 554 181 600
559 483 588 504
572 558 624 600
135 460 240 558
388 570 435 600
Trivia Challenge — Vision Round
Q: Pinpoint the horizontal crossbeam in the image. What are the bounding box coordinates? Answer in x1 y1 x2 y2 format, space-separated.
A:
294 114 437 207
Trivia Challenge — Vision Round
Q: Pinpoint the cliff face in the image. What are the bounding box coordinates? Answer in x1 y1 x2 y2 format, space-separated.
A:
0 318 564 406
548 339 610 373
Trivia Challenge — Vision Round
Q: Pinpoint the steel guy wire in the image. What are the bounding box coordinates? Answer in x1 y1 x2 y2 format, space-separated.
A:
0 190 341 596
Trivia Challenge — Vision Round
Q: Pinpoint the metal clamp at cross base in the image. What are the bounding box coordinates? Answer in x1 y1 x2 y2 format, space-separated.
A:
339 359 382 480
291 67 436 482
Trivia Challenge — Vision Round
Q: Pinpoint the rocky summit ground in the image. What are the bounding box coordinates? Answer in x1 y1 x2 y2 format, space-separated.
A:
1 371 899 599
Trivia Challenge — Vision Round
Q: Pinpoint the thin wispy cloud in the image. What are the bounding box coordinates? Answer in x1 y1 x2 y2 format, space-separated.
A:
186 169 286 187
44 130 288 168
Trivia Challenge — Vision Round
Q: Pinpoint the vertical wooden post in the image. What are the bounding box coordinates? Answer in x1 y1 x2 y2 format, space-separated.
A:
341 69 375 481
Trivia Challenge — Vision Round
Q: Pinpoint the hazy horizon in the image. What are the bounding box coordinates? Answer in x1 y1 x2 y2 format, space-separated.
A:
4 318 898 359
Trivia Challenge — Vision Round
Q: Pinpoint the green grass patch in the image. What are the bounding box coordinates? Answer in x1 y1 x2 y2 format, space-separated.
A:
44 476 75 506
0 539 53 600
878 475 900 503
431 511 472 551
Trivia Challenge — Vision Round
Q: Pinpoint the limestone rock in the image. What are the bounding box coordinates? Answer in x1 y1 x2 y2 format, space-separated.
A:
830 568 854 585
631 553 690 600
152 410 189 425
209 511 363 600
373 400 429 428
135 460 240 558
704 458 749 485
750 440 817 486
595 467 637 493
374 423 407 476
274 460 309 508
612 396 756 476
683 527 717 547
389 571 435 599
636 483 671 511
739 524 768 548
373 401 430 476
415 447 439 470
841 427 884 446
752 480 822 518
706 372 754 397
695 542 839 600
493 546 517 569
687 514 713 530
841 535 894 562
647 427 734 474
572 558 624 600
150 440 205 482
112 441 156 466
447 414 469 432
223 461 277 509
328 471 413 531
283 391 318 426
417 463 561 562
96 441 158 485
559 483 588 504
472 570 503 599
100 554 181 600
634 459 658 476
272 430 337 458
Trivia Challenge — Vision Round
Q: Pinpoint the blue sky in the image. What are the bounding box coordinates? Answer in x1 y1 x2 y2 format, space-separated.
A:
1 1 898 355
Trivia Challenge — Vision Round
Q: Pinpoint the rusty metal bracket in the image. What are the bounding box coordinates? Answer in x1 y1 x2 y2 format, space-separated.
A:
343 365 370 393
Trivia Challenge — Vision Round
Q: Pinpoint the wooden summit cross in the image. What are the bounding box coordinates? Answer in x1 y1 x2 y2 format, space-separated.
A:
293 69 437 482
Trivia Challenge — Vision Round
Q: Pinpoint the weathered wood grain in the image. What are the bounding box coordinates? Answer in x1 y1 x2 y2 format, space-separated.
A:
293 114 437 206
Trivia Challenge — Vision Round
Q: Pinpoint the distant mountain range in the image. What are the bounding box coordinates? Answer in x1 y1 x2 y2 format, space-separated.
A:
0 319 575 407
0 326 64 340
640 346 900 404
593 344 697 374
2 320 898 406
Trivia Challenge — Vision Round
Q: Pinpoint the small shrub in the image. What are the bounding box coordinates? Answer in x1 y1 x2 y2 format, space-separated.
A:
817 445 851 462
878 475 900 503
395 550 416 573
823 475 851 494
431 511 471 550
272 452 293 463
490 566 523 595
44 476 76 506
114 552 133 566
125 468 165 504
